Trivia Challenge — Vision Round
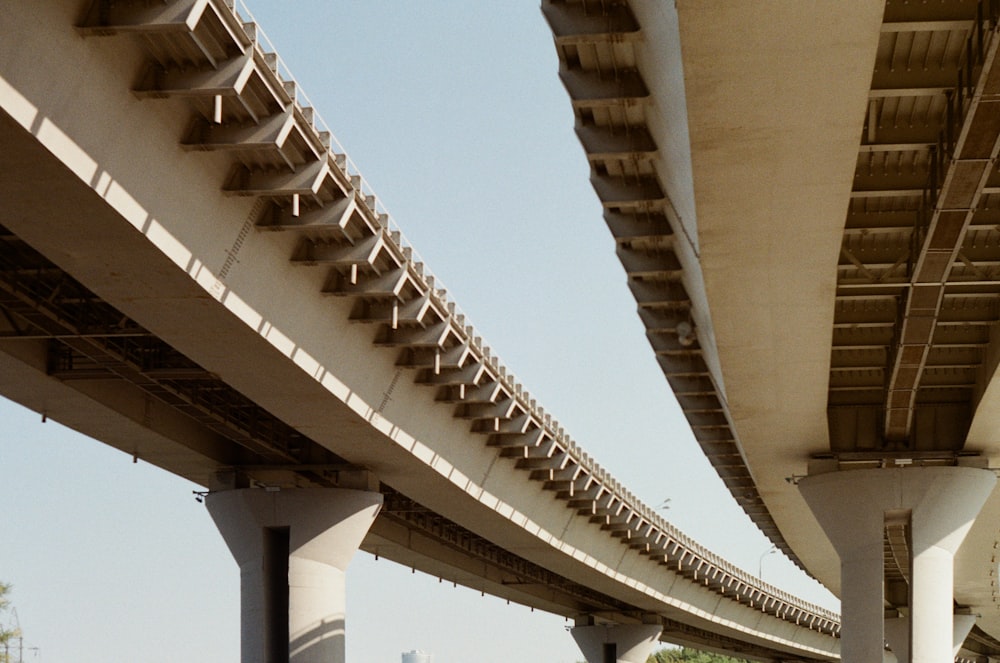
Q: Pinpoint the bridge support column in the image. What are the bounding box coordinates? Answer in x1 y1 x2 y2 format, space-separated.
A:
570 622 662 663
952 614 976 660
799 466 994 663
206 486 383 663
884 608 976 663
884 616 908 663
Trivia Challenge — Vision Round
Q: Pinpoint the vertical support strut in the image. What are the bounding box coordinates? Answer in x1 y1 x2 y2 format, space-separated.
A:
570 621 662 663
799 467 995 663
206 486 383 663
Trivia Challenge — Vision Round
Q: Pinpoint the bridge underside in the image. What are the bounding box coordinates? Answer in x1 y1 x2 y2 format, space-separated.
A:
549 0 1000 657
0 0 845 660
679 1 1000 646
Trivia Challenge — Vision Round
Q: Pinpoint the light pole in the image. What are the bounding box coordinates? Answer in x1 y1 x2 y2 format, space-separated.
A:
758 544 777 581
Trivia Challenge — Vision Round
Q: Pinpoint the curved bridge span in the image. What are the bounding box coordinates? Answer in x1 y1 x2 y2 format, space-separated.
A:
0 1 839 662
546 0 1000 661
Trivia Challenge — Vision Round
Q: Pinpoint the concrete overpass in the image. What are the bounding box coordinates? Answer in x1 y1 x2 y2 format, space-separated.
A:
545 0 1000 661
0 2 843 662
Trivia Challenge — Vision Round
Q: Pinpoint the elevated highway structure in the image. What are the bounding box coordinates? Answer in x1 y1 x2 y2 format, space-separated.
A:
0 1 842 662
545 0 1000 661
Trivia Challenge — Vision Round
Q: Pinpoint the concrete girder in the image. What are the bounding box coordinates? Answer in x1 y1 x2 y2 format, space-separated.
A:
647 332 700 356
491 421 546 447
224 159 338 200
373 320 455 349
541 0 640 44
439 379 505 406
180 108 302 168
648 331 702 365
560 68 648 107
515 449 569 471
348 293 435 327
576 124 656 162
393 294 439 326
628 279 689 307
616 245 682 278
78 0 252 79
603 210 673 243
256 198 360 237
403 343 474 374
591 172 664 207
473 412 533 435
416 358 488 388
490 428 550 453
78 0 212 35
536 462 584 488
323 267 412 300
135 46 254 97
663 374 716 396
293 234 387 268
457 396 519 421
565 480 604 507
636 307 691 332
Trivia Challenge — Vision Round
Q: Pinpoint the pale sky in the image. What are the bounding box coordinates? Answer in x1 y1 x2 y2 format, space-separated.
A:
0 3 838 662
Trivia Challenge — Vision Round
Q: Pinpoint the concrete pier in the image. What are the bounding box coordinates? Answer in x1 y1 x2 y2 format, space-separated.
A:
571 623 662 663
206 487 382 663
800 467 995 663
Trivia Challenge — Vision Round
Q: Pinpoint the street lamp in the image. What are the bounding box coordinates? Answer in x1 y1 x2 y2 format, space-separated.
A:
758 544 777 580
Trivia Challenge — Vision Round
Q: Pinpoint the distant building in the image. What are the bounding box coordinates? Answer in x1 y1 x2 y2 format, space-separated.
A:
402 650 432 663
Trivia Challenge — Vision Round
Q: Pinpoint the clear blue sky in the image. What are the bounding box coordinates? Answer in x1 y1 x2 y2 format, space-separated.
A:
0 3 837 662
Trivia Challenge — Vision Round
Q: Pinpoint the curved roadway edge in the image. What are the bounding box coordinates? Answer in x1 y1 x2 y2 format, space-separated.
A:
572 0 1000 653
543 0 881 573
670 0 884 594
545 0 882 588
0 0 841 658
673 0 1000 650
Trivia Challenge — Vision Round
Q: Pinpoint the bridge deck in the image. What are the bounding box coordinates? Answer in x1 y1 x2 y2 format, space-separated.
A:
547 0 1000 657
0 0 842 658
